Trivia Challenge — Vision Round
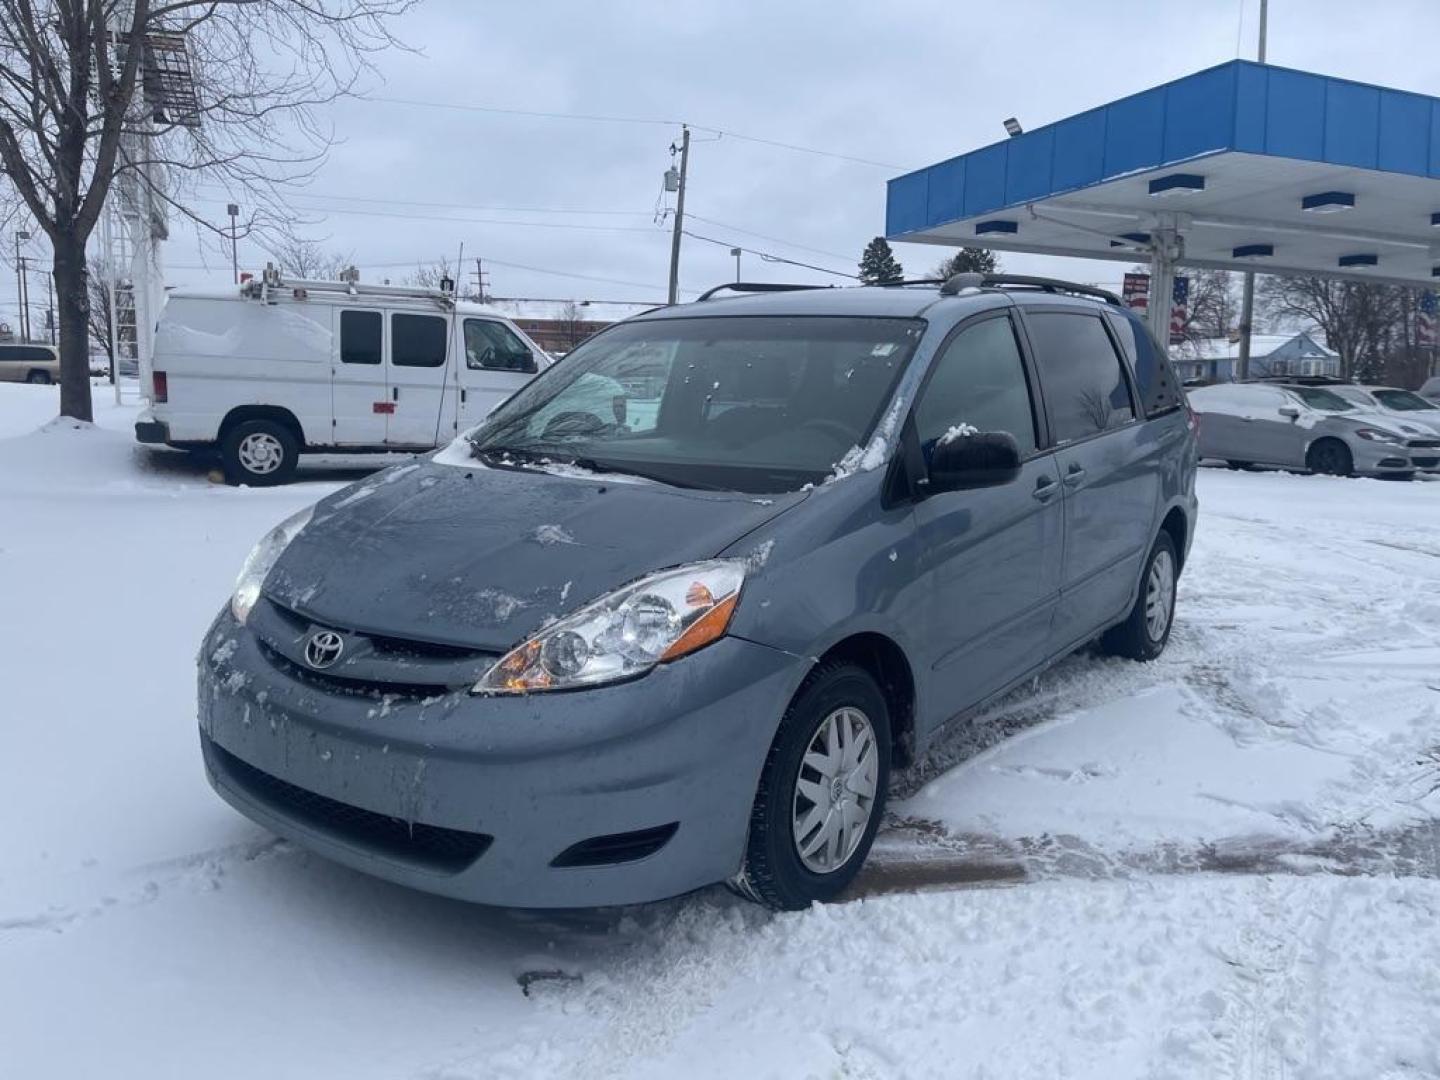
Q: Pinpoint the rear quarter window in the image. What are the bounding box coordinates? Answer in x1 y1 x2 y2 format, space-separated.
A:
1105 310 1183 417
0 346 56 364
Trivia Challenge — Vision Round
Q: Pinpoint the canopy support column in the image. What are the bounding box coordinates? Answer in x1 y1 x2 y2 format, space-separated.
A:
1147 220 1184 355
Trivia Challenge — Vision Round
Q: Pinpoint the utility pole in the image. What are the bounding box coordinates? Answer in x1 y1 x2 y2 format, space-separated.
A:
13 230 27 341
1236 0 1267 383
227 203 239 284
45 273 54 344
18 255 29 342
473 257 490 303
667 125 690 306
730 247 742 282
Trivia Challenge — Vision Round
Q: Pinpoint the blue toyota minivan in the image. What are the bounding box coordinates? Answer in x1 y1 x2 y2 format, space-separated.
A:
199 274 1197 910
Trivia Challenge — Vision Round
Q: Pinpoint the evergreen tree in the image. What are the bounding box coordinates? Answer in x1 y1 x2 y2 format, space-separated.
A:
858 237 905 285
933 247 999 279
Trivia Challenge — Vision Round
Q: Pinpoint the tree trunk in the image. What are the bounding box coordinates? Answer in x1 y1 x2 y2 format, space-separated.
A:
53 232 94 423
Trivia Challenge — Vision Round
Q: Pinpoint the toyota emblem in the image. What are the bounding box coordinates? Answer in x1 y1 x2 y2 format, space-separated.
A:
304 630 345 669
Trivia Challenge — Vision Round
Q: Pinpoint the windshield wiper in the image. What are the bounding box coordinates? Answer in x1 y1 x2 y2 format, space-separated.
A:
471 442 721 490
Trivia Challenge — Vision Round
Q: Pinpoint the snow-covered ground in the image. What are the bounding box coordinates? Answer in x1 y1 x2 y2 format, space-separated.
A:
2 381 1438 1079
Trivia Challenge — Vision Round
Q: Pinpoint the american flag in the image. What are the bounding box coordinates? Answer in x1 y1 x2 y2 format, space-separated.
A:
1418 291 1437 348
1169 276 1190 345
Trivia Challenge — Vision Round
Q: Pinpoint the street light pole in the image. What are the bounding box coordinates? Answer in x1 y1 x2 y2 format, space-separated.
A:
227 203 239 284
666 126 690 306
1236 0 1267 383
730 247 742 282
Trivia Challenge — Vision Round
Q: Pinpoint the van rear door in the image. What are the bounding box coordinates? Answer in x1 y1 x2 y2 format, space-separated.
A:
386 311 450 447
333 309 388 445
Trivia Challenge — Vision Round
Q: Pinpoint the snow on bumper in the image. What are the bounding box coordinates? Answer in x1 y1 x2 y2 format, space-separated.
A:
198 608 802 907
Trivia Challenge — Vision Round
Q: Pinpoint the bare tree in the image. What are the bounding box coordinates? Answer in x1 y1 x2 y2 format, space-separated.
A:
557 300 586 352
266 237 353 281
1258 276 1406 379
0 0 416 421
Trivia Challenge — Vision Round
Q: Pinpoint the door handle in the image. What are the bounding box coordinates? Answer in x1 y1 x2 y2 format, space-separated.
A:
392 386 399 402
461 388 467 404
1063 466 1087 487
1032 476 1058 501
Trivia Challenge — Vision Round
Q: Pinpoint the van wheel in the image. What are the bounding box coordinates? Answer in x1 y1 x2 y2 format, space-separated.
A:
1307 439 1352 477
1100 531 1177 662
221 420 298 486
729 662 890 911
26 370 51 385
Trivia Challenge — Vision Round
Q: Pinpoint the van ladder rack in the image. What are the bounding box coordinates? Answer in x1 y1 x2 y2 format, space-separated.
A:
240 263 456 307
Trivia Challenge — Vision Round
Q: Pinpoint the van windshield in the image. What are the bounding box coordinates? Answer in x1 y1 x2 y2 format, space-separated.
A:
468 315 924 493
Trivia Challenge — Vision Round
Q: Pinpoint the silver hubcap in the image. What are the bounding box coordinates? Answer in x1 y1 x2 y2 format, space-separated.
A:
792 706 878 873
237 432 284 475
1145 549 1175 642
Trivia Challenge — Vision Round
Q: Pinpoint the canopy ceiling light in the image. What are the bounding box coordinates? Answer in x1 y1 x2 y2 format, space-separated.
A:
1233 243 1275 259
1338 253 1378 268
1302 191 1355 213
1147 174 1205 197
975 219 1019 236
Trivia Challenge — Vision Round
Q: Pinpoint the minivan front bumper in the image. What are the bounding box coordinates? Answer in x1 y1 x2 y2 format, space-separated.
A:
198 608 803 907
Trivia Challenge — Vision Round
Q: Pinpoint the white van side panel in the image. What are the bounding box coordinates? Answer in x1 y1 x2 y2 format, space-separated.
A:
151 297 334 444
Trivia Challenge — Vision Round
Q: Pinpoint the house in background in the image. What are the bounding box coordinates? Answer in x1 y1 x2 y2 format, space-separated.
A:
1174 331 1340 384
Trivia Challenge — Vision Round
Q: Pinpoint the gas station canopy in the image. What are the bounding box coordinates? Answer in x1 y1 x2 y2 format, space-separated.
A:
887 60 1440 290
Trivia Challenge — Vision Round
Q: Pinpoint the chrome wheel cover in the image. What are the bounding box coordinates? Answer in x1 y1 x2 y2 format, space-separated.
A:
237 432 284 475
792 706 878 873
1145 548 1175 642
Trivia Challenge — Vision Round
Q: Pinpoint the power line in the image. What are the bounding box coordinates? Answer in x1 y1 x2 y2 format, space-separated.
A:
682 230 857 280
685 214 855 263
363 95 909 171
280 201 663 233
194 185 650 218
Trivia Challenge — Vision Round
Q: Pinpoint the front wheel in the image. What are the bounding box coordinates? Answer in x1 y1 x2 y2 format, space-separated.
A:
1306 438 1353 477
1100 531 1178 661
730 663 890 910
220 419 299 486
25 370 51 385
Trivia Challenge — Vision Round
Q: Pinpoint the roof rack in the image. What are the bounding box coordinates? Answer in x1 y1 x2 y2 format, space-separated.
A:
695 281 832 302
1250 374 1348 386
939 273 1122 306
239 263 456 307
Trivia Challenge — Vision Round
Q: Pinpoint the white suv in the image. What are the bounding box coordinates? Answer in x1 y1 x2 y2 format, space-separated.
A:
135 274 550 484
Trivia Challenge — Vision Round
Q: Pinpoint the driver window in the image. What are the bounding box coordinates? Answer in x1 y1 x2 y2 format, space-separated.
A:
914 315 1038 458
465 319 537 373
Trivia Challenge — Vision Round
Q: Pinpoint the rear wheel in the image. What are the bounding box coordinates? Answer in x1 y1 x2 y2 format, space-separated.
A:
1307 438 1353 477
220 419 299 486
1100 531 1177 661
25 370 51 385
730 663 890 910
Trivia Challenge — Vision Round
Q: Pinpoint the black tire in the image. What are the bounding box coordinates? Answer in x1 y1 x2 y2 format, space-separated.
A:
730 662 891 911
220 419 299 486
1306 438 1353 477
1100 531 1178 662
26 370 51 385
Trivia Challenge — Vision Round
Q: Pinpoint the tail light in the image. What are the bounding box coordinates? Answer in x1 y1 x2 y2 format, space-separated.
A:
152 370 168 403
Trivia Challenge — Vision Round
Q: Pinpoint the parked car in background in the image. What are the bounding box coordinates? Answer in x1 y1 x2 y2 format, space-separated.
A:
1331 385 1440 438
198 273 1197 912
1419 375 1440 404
1188 382 1440 477
0 343 60 384
134 271 550 485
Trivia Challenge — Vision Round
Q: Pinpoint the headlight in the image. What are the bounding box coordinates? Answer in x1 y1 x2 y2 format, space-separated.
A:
475 560 745 694
1354 427 1403 444
230 506 314 624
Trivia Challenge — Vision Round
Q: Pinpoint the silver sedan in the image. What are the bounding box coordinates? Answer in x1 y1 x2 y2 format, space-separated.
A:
1331 385 1440 441
1188 382 1440 477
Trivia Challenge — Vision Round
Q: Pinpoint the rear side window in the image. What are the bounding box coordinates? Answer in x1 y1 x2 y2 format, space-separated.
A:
465 319 537 373
339 310 381 365
0 345 55 364
1105 311 1182 417
914 315 1037 457
1025 311 1135 444
391 313 447 368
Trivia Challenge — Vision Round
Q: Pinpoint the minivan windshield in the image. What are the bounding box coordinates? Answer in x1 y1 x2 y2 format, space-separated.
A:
1288 386 1354 411
469 315 924 493
1374 389 1437 411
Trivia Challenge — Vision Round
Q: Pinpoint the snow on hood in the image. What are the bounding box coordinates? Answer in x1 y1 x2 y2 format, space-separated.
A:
262 458 807 651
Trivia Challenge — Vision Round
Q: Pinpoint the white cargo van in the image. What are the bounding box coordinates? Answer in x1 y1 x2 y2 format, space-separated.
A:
134 272 551 484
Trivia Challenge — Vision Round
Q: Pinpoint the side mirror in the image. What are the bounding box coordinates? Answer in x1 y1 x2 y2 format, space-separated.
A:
1278 405 1300 420
926 431 1022 493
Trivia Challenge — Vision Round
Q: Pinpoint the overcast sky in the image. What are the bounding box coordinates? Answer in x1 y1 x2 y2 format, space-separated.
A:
8 0 1440 322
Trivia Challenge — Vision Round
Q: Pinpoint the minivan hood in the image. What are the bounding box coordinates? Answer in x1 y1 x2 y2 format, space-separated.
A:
263 459 805 651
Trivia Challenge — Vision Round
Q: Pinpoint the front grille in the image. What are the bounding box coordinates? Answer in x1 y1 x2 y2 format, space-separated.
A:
1406 439 1440 449
209 739 492 873
258 640 444 699
551 823 679 868
1414 456 1439 468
